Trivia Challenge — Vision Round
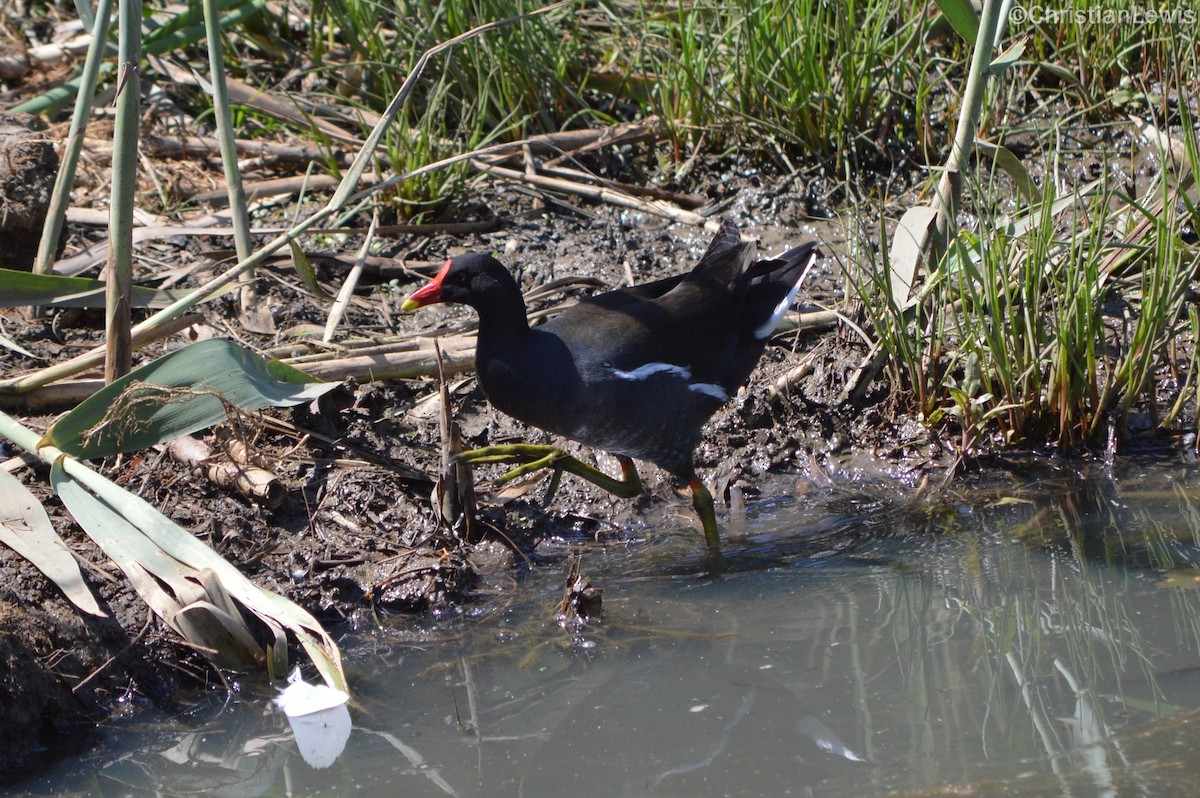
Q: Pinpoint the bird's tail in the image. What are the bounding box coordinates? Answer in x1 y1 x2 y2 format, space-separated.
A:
745 241 822 340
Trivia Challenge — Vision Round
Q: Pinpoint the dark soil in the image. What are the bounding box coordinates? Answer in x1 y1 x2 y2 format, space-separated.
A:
0 113 61 270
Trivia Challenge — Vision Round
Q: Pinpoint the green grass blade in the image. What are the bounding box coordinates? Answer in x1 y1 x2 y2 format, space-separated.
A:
288 241 324 296
43 339 339 458
0 268 188 308
201 0 253 264
105 0 143 381
934 0 980 44
33 0 115 276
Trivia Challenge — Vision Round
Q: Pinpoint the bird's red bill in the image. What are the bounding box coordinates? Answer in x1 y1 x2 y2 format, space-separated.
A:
401 258 453 310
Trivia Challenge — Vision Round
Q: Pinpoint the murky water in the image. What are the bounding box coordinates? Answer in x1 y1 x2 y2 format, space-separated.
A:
11 458 1200 797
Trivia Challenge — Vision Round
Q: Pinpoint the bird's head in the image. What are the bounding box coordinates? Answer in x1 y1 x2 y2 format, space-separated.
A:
401 252 511 311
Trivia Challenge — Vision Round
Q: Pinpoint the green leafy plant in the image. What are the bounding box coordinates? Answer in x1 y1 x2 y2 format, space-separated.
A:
0 341 345 689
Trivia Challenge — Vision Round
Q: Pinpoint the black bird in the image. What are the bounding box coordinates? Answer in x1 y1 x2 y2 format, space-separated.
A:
402 220 819 547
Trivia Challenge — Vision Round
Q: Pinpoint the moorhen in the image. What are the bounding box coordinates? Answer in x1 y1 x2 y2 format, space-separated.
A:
402 220 820 548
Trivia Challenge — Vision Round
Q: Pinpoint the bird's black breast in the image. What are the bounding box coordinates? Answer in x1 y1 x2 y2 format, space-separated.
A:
474 327 585 438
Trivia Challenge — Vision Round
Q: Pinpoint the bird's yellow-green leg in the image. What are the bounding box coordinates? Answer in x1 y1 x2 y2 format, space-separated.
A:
455 444 642 503
688 476 721 550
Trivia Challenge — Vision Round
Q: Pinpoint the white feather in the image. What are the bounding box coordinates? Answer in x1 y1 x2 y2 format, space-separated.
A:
611 362 727 401
753 250 817 339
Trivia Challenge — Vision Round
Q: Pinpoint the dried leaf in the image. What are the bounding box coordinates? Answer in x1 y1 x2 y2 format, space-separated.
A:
889 206 939 309
0 469 105 617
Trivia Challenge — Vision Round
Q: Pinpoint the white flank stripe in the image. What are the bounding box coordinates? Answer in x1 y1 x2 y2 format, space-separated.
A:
754 250 818 339
689 382 728 401
611 362 728 401
611 362 692 381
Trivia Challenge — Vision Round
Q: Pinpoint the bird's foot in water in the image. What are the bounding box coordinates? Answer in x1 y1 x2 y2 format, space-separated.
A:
686 475 721 550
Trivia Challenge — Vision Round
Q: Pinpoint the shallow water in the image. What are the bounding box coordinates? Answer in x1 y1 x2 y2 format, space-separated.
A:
11 458 1200 797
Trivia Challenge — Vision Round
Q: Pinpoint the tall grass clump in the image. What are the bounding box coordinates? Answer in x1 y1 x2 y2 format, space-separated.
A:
305 0 951 204
618 0 935 162
853 2 1199 453
1011 0 1197 111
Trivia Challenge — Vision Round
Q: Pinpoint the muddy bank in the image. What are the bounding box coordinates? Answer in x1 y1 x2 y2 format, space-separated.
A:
0 146 1189 778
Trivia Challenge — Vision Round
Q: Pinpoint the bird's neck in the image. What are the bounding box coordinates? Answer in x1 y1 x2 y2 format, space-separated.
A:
473 285 532 343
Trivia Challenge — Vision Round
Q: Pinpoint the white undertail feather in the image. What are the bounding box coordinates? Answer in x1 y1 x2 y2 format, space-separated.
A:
753 250 819 340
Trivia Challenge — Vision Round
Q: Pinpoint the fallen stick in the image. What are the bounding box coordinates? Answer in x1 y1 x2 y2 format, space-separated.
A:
541 117 665 165
285 335 477 382
83 135 343 167
486 118 664 161
521 162 706 209
766 358 817 406
470 159 717 232
187 174 355 207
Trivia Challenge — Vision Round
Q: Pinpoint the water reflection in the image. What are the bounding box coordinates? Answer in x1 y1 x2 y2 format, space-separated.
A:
10 459 1200 797
89 706 287 797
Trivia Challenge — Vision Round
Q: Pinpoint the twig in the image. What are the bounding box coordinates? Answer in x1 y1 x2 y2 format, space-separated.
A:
94 134 344 167
72 609 156 693
471 159 717 231
532 163 706 209
323 210 379 342
187 174 350 207
541 117 665 166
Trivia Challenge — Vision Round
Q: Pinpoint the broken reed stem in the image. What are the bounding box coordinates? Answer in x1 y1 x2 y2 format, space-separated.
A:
166 435 285 509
